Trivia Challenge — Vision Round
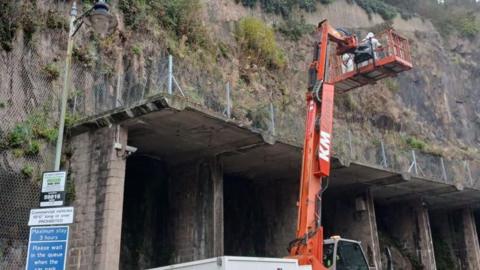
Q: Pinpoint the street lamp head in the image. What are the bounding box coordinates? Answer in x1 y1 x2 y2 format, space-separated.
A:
85 0 117 37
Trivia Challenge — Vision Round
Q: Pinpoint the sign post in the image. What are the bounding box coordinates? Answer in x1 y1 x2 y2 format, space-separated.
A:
26 171 72 270
26 226 69 270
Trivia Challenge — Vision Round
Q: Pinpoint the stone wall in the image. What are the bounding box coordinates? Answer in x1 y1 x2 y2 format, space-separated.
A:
67 125 128 269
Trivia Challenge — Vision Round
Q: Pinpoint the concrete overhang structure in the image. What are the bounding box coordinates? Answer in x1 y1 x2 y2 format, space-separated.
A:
71 94 480 210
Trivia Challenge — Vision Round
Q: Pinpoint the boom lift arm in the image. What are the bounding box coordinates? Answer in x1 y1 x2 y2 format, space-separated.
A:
287 19 359 270
288 20 412 270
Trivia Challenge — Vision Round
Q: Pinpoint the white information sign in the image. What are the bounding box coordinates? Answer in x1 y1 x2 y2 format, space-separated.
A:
40 171 67 207
42 171 66 193
28 207 74 226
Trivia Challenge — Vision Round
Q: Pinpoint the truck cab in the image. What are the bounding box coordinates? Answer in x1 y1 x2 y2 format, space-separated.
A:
323 236 371 270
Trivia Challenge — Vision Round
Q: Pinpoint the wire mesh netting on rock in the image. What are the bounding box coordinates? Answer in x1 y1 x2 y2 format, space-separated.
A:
0 39 59 268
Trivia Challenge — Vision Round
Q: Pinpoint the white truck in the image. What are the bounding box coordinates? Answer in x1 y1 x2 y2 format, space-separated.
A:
149 256 312 270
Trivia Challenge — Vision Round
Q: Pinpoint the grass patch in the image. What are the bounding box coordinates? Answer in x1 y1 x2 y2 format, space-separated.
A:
65 113 81 128
73 46 95 68
335 93 359 112
41 63 60 81
452 12 480 38
276 17 315 41
46 9 68 31
385 78 399 93
24 140 40 156
1 110 57 157
236 17 286 69
405 137 427 151
131 44 142 56
21 165 34 178
7 124 30 148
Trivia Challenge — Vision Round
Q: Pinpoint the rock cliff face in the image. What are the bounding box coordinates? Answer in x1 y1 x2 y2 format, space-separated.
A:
3 0 477 158
0 0 479 268
199 0 480 159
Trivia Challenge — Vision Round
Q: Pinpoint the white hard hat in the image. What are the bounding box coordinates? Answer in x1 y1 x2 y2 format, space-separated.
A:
366 32 375 39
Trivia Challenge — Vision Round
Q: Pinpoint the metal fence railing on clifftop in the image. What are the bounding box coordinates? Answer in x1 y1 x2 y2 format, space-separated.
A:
72 54 480 191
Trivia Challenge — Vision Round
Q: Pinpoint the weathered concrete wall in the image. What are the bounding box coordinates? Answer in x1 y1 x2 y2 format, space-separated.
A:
224 177 298 258
376 201 436 270
119 156 224 268
462 208 480 269
67 125 128 269
431 208 480 270
323 188 382 269
258 178 298 257
120 156 171 269
169 157 224 263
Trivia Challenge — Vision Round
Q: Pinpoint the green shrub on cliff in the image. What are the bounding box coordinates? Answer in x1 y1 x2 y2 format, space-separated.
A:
452 12 480 38
354 0 398 20
236 0 323 16
236 17 286 69
119 0 209 47
276 17 315 41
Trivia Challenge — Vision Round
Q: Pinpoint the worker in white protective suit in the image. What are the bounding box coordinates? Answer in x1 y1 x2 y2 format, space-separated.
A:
363 32 382 58
357 32 382 67
341 53 354 73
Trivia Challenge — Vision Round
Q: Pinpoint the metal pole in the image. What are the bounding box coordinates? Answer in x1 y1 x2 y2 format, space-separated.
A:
270 103 275 136
380 139 388 168
54 2 77 171
348 129 353 159
168 55 173 95
440 157 447 183
226 81 231 118
465 160 473 187
408 150 418 175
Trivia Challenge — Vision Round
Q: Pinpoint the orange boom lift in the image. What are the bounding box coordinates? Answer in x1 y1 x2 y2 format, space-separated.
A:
288 20 412 270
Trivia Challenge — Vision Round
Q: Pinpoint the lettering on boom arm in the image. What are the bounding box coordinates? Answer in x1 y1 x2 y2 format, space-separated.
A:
318 84 334 176
318 131 331 162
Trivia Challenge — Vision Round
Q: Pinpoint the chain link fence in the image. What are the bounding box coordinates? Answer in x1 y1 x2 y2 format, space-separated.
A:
73 53 480 191
0 34 62 268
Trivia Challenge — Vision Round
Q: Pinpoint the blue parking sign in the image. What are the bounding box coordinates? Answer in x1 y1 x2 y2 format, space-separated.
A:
26 226 69 270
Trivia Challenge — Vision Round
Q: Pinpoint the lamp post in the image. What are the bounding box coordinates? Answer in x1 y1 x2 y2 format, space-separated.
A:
54 0 116 171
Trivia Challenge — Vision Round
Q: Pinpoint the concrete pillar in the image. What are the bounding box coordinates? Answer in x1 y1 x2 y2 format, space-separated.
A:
462 208 480 269
67 125 128 269
211 158 224 257
416 203 437 270
363 189 382 270
376 201 436 269
169 157 224 263
325 188 382 269
431 208 480 270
